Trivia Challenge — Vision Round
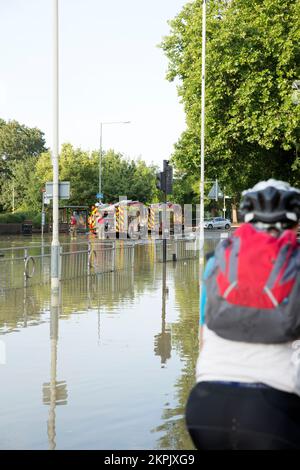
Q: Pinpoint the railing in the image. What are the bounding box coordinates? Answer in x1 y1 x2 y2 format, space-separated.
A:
0 244 51 290
0 241 135 290
155 239 198 262
0 234 225 290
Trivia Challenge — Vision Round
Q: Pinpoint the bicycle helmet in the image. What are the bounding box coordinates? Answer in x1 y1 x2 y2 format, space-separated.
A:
240 179 300 227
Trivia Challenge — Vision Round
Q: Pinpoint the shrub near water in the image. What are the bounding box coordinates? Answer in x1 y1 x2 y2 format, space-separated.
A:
0 212 37 224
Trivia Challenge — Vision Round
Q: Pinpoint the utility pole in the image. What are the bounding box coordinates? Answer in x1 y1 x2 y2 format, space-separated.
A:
99 122 103 196
42 190 45 238
98 121 130 201
51 0 60 291
156 160 173 263
199 0 207 259
163 165 167 264
12 184 15 213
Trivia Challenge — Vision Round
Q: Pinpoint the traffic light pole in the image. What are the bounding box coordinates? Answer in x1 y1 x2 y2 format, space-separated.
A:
162 161 169 264
156 160 173 263
163 182 167 264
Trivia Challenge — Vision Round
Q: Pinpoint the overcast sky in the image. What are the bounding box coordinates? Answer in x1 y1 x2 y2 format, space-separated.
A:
0 0 188 166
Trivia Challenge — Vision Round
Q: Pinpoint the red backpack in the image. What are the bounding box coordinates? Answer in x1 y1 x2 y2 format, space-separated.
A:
205 223 300 343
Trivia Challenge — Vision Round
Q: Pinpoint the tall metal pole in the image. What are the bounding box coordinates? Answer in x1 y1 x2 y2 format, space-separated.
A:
51 0 60 291
199 0 207 341
12 184 15 213
163 187 167 263
98 121 130 200
99 123 103 196
199 0 206 256
42 191 45 238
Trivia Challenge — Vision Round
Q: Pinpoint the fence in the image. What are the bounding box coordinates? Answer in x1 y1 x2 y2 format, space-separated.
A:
0 234 224 290
155 239 198 263
0 241 135 290
0 244 52 290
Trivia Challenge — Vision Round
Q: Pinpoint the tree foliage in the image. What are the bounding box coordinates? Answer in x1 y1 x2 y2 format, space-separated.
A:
0 140 158 213
161 0 300 199
0 119 46 174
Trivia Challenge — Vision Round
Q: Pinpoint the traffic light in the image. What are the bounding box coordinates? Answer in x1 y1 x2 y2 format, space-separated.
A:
165 165 173 195
156 161 173 194
163 160 173 194
156 172 165 191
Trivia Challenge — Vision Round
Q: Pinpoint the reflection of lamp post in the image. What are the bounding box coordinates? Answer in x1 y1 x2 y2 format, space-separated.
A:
154 263 171 366
99 121 131 199
43 287 67 450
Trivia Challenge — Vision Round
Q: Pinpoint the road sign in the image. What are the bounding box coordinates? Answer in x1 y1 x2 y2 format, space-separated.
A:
45 182 70 199
208 181 223 200
97 193 104 199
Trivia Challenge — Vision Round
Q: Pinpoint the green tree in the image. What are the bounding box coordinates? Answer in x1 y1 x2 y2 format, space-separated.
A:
0 119 46 175
101 150 157 203
0 156 42 213
0 119 47 211
35 144 99 207
161 0 300 199
35 145 158 208
0 136 159 213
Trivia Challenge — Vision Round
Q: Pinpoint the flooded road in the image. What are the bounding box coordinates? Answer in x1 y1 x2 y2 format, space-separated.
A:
0 234 221 450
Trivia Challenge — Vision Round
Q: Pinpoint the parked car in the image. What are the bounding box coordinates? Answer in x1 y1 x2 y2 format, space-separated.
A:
204 217 231 230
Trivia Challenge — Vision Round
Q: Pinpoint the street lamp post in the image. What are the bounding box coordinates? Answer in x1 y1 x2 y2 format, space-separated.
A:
51 0 60 291
99 121 131 199
199 0 207 258
292 80 300 161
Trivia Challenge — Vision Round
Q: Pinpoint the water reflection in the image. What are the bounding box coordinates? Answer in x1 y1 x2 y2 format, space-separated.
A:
42 287 68 450
151 260 200 450
154 263 171 367
0 237 220 450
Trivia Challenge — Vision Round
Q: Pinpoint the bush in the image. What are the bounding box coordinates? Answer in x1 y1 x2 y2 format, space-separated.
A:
0 213 24 223
0 211 37 224
32 214 42 228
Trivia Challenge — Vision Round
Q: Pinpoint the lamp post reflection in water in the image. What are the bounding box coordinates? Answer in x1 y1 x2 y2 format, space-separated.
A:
154 262 172 367
43 286 68 450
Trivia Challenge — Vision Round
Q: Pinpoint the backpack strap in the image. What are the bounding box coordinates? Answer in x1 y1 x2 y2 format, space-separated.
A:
228 236 241 285
264 243 291 291
264 243 300 307
223 236 241 299
281 248 300 284
213 235 241 300
214 238 231 274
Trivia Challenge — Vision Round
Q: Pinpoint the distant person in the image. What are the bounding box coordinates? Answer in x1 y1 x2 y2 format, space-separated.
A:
70 212 77 238
186 179 300 450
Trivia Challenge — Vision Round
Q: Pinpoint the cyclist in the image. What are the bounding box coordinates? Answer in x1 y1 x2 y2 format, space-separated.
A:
186 179 300 450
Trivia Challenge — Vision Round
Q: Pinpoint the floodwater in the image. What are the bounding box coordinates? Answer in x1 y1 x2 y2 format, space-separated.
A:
0 233 221 450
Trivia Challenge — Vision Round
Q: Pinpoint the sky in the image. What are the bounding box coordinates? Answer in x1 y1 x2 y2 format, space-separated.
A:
0 0 188 166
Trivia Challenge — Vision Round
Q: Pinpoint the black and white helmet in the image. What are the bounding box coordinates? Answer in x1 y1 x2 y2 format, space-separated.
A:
240 179 300 227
